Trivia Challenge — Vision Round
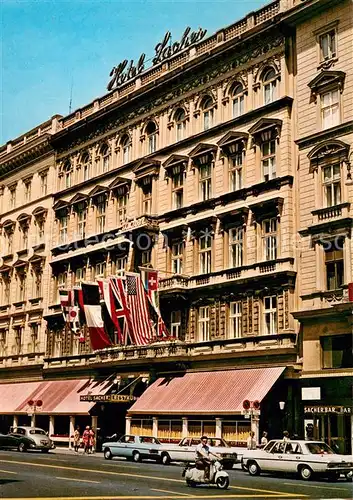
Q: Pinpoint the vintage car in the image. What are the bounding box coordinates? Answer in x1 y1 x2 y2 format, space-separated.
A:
102 434 163 462
0 426 53 452
159 437 239 468
242 439 353 481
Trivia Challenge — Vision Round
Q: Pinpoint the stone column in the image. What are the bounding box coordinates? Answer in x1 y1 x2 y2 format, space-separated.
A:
182 417 188 438
152 417 158 437
252 414 260 445
126 416 132 434
13 415 18 428
31 414 36 427
69 416 75 449
215 418 222 439
49 415 55 438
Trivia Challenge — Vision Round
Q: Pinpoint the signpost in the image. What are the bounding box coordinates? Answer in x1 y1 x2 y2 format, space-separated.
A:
242 400 261 438
26 399 43 426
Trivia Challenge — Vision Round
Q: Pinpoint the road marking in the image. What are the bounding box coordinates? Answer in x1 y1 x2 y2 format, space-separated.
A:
0 469 17 474
0 496 310 500
283 482 350 491
56 476 100 484
151 489 191 496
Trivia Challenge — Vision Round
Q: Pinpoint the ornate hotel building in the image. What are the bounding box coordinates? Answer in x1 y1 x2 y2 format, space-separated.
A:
0 0 352 451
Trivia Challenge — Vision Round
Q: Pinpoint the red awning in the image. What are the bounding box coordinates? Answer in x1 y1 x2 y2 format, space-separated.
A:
0 378 113 415
128 367 285 415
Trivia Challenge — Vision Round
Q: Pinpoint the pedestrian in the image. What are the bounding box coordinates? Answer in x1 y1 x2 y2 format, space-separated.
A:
283 430 290 442
73 426 80 453
89 427 96 454
82 426 92 454
260 431 268 448
247 431 257 450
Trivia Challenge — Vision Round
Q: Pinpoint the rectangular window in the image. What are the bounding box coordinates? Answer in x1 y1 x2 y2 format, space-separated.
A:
199 164 212 201
0 329 7 356
115 256 127 276
59 215 68 244
24 181 31 202
199 232 212 274
229 301 242 339
149 134 157 154
3 276 10 304
9 187 16 208
36 219 45 245
321 334 352 369
170 310 181 339
229 227 243 267
21 226 28 249
116 194 128 226
325 239 344 290
262 218 278 261
321 90 339 129
40 173 48 196
176 121 186 141
261 140 276 181
96 196 106 233
33 271 42 298
233 94 244 118
264 295 277 335
30 324 39 353
95 261 106 279
172 171 184 209
141 183 152 215
13 327 23 355
171 241 183 274
319 30 336 62
123 144 131 164
77 205 87 239
17 273 26 302
198 306 210 342
74 267 86 285
229 148 243 191
141 250 152 267
203 109 214 131
323 164 341 207
6 232 13 254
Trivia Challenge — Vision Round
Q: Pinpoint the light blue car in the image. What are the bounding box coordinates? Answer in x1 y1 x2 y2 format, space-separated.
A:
102 434 163 462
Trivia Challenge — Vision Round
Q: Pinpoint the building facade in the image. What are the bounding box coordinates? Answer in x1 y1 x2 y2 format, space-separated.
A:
0 0 351 451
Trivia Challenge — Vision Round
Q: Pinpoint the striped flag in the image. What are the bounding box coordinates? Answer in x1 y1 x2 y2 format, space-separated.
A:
125 272 153 346
98 279 123 344
140 268 170 341
81 283 112 350
59 289 80 335
110 277 134 345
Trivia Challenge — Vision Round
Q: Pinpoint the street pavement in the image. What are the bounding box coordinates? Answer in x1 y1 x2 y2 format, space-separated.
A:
0 447 352 500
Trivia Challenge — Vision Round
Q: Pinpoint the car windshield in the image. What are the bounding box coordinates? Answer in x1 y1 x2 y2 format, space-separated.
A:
29 429 46 435
208 438 228 448
306 442 335 455
264 441 276 452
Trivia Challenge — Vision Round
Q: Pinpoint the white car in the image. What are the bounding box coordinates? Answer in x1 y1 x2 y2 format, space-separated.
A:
159 437 240 469
242 439 353 481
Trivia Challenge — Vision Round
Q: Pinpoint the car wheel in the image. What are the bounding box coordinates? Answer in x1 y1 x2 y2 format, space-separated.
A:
216 476 229 489
161 453 171 465
248 461 261 476
104 448 113 460
299 465 312 481
132 451 141 463
18 442 27 453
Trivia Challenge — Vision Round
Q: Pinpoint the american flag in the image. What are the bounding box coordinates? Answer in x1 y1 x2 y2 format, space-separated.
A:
110 277 134 345
126 273 153 345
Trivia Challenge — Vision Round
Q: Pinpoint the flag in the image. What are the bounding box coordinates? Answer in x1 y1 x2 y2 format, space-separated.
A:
140 268 170 341
110 277 134 345
81 283 112 350
98 279 122 344
73 287 85 343
125 272 153 345
59 289 80 334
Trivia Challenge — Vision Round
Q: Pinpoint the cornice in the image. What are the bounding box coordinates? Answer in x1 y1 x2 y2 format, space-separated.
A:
296 121 353 150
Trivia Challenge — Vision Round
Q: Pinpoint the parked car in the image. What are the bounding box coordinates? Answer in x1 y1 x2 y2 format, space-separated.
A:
159 436 239 468
1 426 54 453
102 434 163 462
242 439 353 481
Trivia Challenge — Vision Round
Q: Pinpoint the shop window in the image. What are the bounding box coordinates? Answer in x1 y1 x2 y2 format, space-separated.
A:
171 241 184 274
201 96 214 131
263 295 277 335
321 334 352 369
323 163 341 207
231 83 245 118
321 89 340 130
170 310 181 339
198 306 210 342
175 108 187 141
324 238 344 290
319 29 337 64
229 301 242 339
262 68 277 105
199 231 212 274
199 163 212 201
229 226 243 268
262 217 278 261
146 121 157 154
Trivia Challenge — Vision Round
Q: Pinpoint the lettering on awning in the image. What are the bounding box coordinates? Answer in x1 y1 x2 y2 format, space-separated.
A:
80 394 138 403
304 406 352 414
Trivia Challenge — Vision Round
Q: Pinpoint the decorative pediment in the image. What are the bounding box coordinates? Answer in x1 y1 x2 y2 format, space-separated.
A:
217 207 249 227
69 193 88 206
88 185 109 199
0 264 11 273
188 215 217 233
28 254 45 264
32 206 48 218
108 176 132 190
188 143 217 167
162 155 189 172
217 131 248 156
308 70 345 96
1 219 15 232
308 140 349 172
248 118 282 141
53 200 69 212
13 259 27 269
17 213 31 224
249 197 284 221
132 159 160 181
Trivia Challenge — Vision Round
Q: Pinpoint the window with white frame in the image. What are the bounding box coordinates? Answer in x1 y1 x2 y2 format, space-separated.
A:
263 68 277 104
199 231 212 274
202 97 214 131
58 213 68 244
96 195 107 233
171 241 184 274
171 169 184 209
323 163 341 207
24 180 31 203
74 267 86 285
229 226 243 267
40 172 48 196
95 261 107 279
170 310 181 338
141 181 152 214
101 144 110 173
325 238 344 290
229 143 244 191
321 89 340 130
319 30 337 63
198 306 210 342
229 301 242 339
141 249 152 267
263 295 277 335
114 256 127 276
116 192 128 226
175 109 187 141
261 136 276 181
56 271 67 302
82 154 91 181
146 122 157 153
232 83 245 118
63 162 72 189
262 217 278 260
121 135 132 164
9 186 16 208
199 163 212 201
76 203 87 239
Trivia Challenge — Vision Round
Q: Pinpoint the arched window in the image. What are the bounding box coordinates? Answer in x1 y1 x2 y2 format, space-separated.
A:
175 108 186 141
101 144 110 173
120 134 131 164
201 96 214 131
146 121 157 153
263 68 277 105
231 83 245 118
81 153 91 182
63 161 72 189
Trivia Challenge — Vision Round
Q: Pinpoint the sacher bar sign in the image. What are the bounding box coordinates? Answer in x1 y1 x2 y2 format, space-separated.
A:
80 394 137 403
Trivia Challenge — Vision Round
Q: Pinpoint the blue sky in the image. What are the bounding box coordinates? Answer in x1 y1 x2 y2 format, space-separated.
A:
1 0 265 144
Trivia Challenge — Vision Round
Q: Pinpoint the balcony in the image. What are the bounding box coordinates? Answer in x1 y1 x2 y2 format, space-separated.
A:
312 203 350 225
0 352 44 369
120 215 159 233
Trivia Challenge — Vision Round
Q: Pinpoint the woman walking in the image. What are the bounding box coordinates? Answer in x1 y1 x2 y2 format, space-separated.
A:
73 426 81 453
82 426 92 454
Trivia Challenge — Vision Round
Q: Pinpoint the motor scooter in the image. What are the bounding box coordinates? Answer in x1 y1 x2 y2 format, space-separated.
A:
183 458 229 489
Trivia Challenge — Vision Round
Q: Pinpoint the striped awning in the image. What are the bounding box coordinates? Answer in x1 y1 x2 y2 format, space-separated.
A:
0 378 113 415
128 367 285 415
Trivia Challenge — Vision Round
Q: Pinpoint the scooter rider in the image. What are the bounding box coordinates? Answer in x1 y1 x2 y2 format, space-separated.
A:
195 435 219 482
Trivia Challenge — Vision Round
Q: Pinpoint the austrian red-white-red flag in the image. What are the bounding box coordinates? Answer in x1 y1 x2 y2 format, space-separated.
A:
125 272 153 346
81 283 112 350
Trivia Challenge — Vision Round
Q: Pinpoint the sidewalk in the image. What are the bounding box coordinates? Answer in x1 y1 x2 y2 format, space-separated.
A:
52 446 103 457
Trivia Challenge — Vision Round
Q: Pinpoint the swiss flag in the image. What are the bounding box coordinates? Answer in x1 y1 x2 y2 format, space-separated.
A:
147 270 158 292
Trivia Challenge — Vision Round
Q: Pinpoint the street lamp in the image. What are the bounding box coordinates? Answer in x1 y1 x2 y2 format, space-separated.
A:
279 401 285 411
